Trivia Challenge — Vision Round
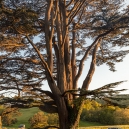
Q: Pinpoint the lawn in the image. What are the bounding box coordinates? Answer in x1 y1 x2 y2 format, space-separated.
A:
5 107 40 128
79 121 129 129
5 107 105 128
4 107 129 129
79 125 129 129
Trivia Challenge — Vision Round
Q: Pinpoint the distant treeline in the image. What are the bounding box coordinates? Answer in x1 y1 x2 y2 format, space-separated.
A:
81 99 129 125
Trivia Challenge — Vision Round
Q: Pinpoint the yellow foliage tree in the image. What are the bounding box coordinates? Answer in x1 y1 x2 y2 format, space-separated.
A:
29 111 48 129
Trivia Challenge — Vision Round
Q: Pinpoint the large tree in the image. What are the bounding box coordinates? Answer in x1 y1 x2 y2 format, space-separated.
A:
0 0 129 128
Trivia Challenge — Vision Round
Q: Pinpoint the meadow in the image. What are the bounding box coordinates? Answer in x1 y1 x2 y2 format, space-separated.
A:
80 125 129 129
5 107 40 128
4 107 129 129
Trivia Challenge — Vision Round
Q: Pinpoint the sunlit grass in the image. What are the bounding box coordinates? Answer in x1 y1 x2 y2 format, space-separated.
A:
4 107 40 128
3 107 129 129
79 125 129 129
79 121 129 129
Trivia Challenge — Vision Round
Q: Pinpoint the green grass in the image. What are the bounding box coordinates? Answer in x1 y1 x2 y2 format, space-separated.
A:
5 107 40 128
5 107 105 128
79 121 129 129
4 107 129 129
79 125 129 129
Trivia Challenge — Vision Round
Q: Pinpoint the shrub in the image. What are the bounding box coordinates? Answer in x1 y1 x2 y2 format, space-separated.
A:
47 113 59 126
113 108 129 125
29 111 48 129
81 100 101 122
2 107 20 126
98 106 115 125
81 104 116 125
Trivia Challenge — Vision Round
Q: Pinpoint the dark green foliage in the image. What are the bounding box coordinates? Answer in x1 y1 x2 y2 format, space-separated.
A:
81 99 102 123
47 113 59 126
81 99 129 125
98 106 115 125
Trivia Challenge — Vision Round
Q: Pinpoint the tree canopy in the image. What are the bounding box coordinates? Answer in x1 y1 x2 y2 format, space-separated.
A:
0 0 129 128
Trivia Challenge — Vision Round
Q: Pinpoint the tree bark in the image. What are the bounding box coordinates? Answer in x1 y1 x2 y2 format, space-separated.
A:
57 97 84 129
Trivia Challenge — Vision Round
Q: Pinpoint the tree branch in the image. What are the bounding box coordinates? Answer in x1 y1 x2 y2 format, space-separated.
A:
31 88 55 100
68 0 85 25
82 39 101 90
74 28 114 90
26 35 62 97
45 1 53 72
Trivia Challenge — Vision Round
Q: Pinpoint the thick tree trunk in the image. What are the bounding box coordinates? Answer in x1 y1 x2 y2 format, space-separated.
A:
55 96 69 129
58 108 69 129
58 109 80 129
57 97 84 129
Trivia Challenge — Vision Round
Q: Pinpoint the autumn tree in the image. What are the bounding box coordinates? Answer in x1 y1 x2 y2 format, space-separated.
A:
0 0 129 129
113 108 129 124
0 105 20 127
2 107 20 126
29 112 48 129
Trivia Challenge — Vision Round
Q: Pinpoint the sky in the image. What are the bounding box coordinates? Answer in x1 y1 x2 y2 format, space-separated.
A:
79 54 129 94
41 0 129 94
79 0 129 94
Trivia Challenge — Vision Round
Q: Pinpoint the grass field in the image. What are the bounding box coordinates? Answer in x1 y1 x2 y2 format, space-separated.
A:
5 107 105 128
4 107 129 129
5 107 40 128
79 125 129 129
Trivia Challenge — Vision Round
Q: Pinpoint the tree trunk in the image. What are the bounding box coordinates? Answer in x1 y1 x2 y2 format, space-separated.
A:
57 97 84 129
58 109 79 129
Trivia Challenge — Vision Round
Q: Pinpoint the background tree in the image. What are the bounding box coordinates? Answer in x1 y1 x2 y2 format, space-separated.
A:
0 0 129 129
81 99 129 125
47 113 59 127
29 112 48 129
81 99 101 122
0 105 20 127
2 107 20 126
113 108 129 125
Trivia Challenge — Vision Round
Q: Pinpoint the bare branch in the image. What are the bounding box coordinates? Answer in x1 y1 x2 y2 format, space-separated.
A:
82 39 101 90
